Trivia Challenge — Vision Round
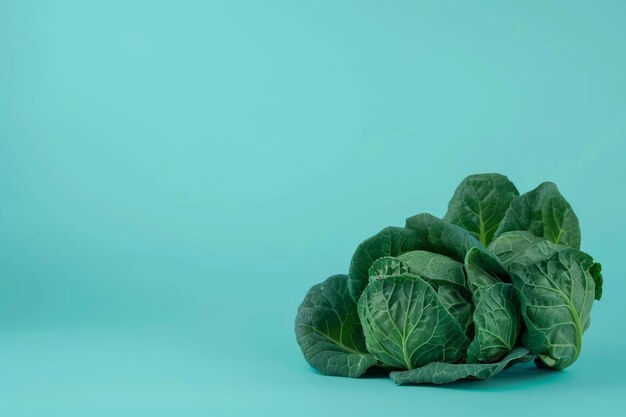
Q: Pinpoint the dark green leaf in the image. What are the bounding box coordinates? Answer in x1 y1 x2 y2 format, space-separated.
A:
568 249 603 301
404 213 497 265
436 284 474 337
487 231 545 267
590 262 603 300
295 274 377 377
467 283 521 363
464 247 509 298
369 254 473 337
358 274 469 370
494 182 581 249
390 347 533 385
348 227 422 302
368 256 412 282
509 241 596 369
397 250 466 288
444 173 519 246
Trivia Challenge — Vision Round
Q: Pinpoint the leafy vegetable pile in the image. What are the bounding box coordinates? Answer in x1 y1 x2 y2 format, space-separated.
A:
295 174 603 384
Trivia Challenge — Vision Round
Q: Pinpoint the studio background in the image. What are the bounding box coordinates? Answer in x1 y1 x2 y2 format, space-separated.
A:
1 1 625 416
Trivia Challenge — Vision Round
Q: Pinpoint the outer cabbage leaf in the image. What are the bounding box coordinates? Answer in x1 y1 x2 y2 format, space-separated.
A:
467 283 521 363
348 227 421 302
436 284 474 337
494 182 581 249
368 256 412 282
358 274 469 370
295 274 377 377
464 247 509 298
487 231 544 267
444 173 519 246
397 250 466 288
350 215 494 303
589 262 603 300
509 241 596 369
404 213 488 263
390 347 533 385
370 254 472 336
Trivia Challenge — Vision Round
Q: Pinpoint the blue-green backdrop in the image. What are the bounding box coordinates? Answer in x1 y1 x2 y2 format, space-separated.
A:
1 1 625 415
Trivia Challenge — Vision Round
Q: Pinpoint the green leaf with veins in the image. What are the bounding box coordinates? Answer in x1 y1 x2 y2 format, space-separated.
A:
390 347 533 384
295 274 377 377
488 231 545 267
368 255 473 337
404 213 498 265
350 215 493 303
397 250 466 288
509 241 596 369
494 182 581 249
464 247 509 299
294 174 602 383
435 284 474 337
467 283 521 363
357 274 469 370
368 256 412 282
444 173 519 246
348 226 422 302
464 248 520 364
542 196 580 247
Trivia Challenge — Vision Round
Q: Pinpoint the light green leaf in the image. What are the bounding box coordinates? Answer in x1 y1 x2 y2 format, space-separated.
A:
467 283 521 363
390 347 533 385
348 226 422 302
494 182 581 249
509 241 596 369
295 274 377 377
444 173 519 246
358 274 469 370
487 231 545 267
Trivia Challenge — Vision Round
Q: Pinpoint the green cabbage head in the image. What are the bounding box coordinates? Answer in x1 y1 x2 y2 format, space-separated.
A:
295 174 603 384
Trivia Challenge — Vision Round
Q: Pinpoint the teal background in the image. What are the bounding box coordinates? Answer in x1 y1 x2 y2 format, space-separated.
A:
1 1 625 415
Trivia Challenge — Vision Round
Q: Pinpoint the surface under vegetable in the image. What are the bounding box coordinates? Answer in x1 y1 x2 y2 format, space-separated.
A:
295 173 603 385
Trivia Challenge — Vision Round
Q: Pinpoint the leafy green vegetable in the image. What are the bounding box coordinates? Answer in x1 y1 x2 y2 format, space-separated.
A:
295 274 377 377
467 283 520 363
487 231 544 267
368 256 412 282
369 254 473 337
464 248 520 364
589 262 603 300
358 274 469 369
397 250 466 288
348 226 421 302
464 246 509 298
444 173 519 246
405 213 487 263
349 214 492 302
435 284 474 337
390 347 533 385
295 173 603 384
495 182 581 249
509 241 597 369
